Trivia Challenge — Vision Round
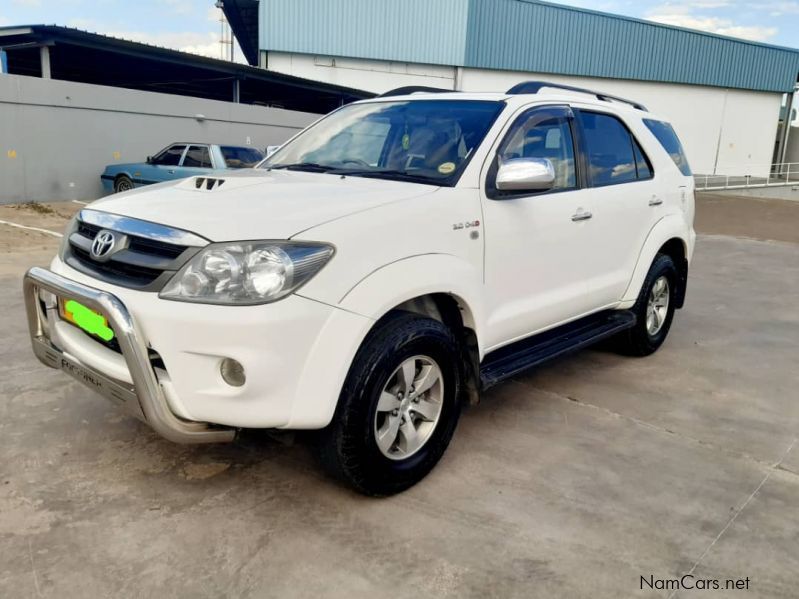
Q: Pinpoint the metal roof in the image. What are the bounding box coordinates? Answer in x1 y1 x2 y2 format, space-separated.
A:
0 25 373 113
225 0 799 93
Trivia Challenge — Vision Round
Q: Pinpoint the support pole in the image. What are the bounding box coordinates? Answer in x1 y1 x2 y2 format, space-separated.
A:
233 78 240 103
776 90 795 173
40 46 51 79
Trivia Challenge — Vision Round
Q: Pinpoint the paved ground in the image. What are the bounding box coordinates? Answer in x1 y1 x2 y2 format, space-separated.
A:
1 197 798 598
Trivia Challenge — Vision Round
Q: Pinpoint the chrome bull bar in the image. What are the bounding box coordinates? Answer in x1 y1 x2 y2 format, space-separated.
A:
23 266 235 444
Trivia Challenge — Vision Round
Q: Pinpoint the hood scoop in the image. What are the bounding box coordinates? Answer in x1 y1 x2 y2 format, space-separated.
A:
193 177 226 191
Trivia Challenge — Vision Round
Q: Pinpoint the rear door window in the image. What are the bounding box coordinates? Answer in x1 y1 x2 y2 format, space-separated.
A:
577 112 639 186
643 119 692 176
183 145 212 168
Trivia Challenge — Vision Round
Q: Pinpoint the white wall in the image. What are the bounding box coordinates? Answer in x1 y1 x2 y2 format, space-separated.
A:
266 52 784 177
0 74 317 204
266 52 456 93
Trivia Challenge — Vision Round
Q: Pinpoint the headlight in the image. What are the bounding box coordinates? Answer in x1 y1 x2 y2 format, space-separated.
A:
159 241 334 305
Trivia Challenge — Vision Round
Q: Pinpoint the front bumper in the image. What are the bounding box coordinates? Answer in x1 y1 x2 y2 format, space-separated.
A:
23 266 235 444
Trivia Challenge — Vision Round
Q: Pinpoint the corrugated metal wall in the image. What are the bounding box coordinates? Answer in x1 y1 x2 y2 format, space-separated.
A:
259 0 469 66
258 0 799 93
465 0 799 93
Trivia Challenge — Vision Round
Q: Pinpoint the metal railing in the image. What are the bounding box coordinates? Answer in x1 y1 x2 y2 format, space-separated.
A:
695 162 799 191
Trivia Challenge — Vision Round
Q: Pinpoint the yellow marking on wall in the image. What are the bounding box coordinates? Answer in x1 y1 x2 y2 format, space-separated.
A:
7 149 17 159
113 151 121 160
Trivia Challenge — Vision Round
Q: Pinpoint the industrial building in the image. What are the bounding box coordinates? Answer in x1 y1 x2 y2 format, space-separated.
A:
222 0 799 177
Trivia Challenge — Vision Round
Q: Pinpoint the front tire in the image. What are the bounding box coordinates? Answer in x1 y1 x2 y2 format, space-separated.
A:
114 175 134 193
317 311 463 496
615 254 678 356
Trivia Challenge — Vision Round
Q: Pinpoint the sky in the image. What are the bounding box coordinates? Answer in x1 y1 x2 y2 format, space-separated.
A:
0 0 797 60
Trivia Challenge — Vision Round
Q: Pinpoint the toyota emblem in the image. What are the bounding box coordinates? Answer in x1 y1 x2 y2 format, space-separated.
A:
90 230 117 261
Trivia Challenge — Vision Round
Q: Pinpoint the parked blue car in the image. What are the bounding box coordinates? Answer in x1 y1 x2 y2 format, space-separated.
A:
100 143 265 194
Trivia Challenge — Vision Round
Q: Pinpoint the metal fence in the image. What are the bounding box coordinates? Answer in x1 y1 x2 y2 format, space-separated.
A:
695 163 799 191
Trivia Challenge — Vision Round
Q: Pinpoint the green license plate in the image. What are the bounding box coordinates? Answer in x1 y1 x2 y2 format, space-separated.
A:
60 299 115 342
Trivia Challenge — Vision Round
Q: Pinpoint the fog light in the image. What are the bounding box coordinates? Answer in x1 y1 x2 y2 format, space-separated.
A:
220 358 246 387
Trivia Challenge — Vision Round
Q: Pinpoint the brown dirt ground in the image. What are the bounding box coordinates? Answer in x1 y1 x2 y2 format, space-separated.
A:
696 192 799 245
0 202 81 277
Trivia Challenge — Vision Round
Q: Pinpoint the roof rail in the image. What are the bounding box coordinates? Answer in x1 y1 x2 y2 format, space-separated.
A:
507 81 648 112
379 86 451 98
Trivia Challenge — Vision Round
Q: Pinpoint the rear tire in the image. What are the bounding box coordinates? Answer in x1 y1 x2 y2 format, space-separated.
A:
114 175 134 193
615 254 678 356
317 311 463 496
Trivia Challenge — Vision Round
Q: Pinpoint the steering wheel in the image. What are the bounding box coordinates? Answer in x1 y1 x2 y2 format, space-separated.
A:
339 158 371 168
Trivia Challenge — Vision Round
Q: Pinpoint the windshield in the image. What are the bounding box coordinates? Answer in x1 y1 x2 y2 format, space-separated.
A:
221 146 265 168
260 100 505 185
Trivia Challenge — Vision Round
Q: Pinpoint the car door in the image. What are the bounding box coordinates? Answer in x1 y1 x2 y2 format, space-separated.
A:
177 145 214 179
572 108 660 306
146 144 187 183
480 104 597 350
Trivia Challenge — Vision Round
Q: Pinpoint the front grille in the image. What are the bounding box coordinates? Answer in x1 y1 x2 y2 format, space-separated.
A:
65 214 202 291
71 245 163 286
129 236 186 260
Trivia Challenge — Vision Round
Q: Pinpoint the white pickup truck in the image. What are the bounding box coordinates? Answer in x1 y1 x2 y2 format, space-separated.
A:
24 82 695 495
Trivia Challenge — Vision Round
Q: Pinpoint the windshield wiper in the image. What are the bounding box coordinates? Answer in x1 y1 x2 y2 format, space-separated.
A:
269 162 339 173
335 169 439 185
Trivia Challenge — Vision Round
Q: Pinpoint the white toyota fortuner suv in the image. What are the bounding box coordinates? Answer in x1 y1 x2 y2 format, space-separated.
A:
24 82 695 495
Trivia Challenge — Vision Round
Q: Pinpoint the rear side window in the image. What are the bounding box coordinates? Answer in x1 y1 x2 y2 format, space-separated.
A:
578 111 650 186
644 119 692 176
221 146 265 168
183 145 212 168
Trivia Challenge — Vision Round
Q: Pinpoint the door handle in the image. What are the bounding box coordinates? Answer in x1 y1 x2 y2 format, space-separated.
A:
571 211 593 222
168 170 176 174
649 197 663 206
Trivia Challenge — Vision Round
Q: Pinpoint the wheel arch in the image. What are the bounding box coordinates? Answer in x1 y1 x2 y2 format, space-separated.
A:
291 254 486 427
337 253 486 346
657 237 688 308
113 172 135 189
622 215 691 308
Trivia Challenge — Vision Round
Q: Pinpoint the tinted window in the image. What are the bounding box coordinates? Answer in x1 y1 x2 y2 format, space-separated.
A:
578 112 637 186
183 145 212 168
644 119 692 176
305 119 392 167
152 145 185 166
499 109 576 190
633 139 653 179
221 146 265 168
262 100 504 185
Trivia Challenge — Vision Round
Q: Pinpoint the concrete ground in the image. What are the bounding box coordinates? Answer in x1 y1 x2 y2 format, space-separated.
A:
1 196 798 598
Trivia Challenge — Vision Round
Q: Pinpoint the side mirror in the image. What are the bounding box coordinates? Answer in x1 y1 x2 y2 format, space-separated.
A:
146 156 153 164
495 157 555 192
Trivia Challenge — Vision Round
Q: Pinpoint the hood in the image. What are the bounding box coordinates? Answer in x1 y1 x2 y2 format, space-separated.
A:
89 170 438 241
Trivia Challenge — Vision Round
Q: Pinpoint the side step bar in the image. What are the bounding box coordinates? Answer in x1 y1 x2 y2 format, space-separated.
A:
479 311 636 389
